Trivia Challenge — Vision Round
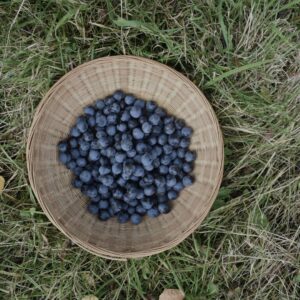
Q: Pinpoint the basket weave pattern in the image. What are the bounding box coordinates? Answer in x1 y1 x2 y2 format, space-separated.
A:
27 56 223 259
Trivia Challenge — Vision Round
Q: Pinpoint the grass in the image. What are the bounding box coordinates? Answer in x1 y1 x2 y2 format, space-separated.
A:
0 0 299 299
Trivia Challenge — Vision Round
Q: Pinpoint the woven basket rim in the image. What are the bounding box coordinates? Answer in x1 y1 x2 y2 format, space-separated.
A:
26 55 224 259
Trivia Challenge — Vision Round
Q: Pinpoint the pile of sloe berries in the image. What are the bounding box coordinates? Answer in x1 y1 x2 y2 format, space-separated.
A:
58 90 196 225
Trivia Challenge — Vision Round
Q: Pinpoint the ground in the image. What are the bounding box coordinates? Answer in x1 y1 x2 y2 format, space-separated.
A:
0 0 299 299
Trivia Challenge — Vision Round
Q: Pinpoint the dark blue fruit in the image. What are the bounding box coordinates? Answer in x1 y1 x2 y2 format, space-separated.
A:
134 99 145 108
58 90 196 225
74 167 83 176
117 177 126 187
158 203 171 214
79 170 92 183
155 107 166 117
121 202 129 211
72 178 82 188
88 116 96 127
122 161 136 179
87 203 99 214
159 165 169 174
121 139 133 152
158 194 168 203
96 115 107 127
168 135 180 147
183 162 192 173
166 175 177 187
153 145 163 157
185 150 196 162
175 119 184 129
88 150 100 161
79 149 88 157
141 153 153 166
115 152 126 163
157 185 167 195
79 141 90 151
152 125 162 135
117 123 127 132
142 122 152 134
98 184 108 195
152 159 159 169
128 206 136 215
149 114 160 126
133 165 145 177
59 153 71 164
112 163 122 175
90 196 100 202
181 126 192 137
182 175 194 186
69 138 78 148
177 148 185 158
111 199 122 214
154 176 166 187
83 131 94 142
136 205 146 215
84 106 95 116
164 122 175 135
169 165 179 176
146 100 157 112
106 147 116 158
163 145 173 155
132 128 144 140
99 166 110 176
180 138 190 148
98 136 110 148
101 175 114 187
118 212 130 223
70 126 81 137
131 213 142 225
139 116 147 124
114 133 121 142
128 120 138 130
67 160 76 170
148 136 157 146
113 188 123 199
158 134 168 145
144 174 154 184
164 116 174 124
127 149 137 158
130 105 142 118
144 185 155 196
98 200 109 209
174 182 184 192
86 186 98 198
106 125 116 136
147 207 160 218
124 95 135 105
113 90 125 101
107 113 118 124
76 118 88 133
141 198 154 210
136 142 148 154
58 141 68 152
99 210 110 221
161 155 172 166
95 99 105 110
121 110 130 122
167 190 178 200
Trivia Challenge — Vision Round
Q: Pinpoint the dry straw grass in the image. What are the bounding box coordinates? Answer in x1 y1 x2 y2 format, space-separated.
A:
0 0 299 298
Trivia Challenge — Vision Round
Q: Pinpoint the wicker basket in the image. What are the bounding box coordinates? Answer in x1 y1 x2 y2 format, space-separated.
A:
26 56 223 259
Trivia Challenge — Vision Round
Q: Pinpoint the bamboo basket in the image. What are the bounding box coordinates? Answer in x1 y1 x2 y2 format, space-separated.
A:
26 56 223 259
